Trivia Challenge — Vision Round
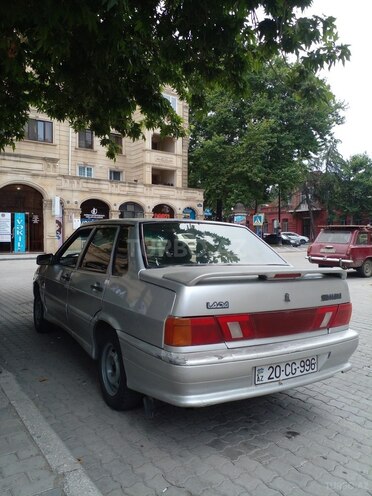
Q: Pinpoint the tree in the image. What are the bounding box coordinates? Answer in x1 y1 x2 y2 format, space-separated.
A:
188 59 345 211
316 152 372 224
1 1 350 157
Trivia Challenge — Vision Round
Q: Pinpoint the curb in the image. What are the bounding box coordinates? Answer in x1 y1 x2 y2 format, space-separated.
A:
0 369 103 496
0 255 39 261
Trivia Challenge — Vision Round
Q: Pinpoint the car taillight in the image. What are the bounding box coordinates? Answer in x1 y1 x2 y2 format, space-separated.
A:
329 302 352 327
164 316 224 346
164 303 352 346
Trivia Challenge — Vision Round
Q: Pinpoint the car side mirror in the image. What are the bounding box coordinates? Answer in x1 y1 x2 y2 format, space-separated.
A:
36 254 56 265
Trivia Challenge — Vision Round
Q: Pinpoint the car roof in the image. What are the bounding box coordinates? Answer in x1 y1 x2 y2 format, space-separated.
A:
319 225 372 231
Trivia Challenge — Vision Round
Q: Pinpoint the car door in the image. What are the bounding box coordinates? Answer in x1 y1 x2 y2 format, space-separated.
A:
353 231 371 266
66 226 118 353
43 227 94 329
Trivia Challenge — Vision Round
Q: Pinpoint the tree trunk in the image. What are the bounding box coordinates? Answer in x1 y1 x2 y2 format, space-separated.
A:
303 184 316 241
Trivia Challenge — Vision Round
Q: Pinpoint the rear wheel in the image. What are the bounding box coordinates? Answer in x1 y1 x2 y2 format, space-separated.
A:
33 291 50 333
357 259 372 278
98 331 142 410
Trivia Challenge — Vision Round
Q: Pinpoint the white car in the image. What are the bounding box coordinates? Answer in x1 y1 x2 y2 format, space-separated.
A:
33 219 358 410
282 231 309 244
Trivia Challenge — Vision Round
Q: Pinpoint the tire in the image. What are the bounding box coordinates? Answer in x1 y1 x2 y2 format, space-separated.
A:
98 331 142 410
357 259 372 278
33 291 50 333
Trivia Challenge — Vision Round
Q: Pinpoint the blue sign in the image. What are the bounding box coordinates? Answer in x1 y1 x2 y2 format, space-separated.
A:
14 213 26 252
253 214 264 226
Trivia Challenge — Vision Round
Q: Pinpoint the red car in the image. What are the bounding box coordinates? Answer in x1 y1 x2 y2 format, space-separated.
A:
307 225 372 277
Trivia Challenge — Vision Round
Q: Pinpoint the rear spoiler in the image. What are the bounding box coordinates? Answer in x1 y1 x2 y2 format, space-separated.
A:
161 268 346 286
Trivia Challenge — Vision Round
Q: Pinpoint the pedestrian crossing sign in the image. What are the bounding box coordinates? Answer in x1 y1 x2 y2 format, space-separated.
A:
253 214 264 226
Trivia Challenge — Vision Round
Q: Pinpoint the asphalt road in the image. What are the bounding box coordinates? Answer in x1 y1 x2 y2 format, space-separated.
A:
0 253 371 496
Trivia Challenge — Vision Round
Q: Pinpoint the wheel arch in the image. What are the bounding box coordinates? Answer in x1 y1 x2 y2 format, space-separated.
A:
93 320 118 360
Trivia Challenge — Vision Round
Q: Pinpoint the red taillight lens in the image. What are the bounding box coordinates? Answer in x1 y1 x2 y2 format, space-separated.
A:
164 316 223 346
330 302 352 327
164 303 352 346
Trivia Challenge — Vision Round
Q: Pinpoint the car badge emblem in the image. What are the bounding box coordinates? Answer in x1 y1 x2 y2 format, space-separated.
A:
206 301 229 309
321 293 342 301
284 293 290 302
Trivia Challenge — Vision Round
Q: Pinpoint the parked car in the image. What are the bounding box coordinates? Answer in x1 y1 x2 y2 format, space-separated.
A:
33 219 358 410
263 233 300 247
282 232 309 244
281 233 301 247
307 224 372 277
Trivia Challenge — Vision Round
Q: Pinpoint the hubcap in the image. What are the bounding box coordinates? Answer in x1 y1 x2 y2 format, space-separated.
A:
365 261 372 277
101 342 121 396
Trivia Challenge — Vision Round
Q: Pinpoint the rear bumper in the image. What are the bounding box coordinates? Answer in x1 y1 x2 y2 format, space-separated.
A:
307 256 354 268
120 329 359 407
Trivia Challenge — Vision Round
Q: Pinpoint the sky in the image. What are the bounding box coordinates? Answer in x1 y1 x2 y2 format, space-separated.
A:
304 0 372 159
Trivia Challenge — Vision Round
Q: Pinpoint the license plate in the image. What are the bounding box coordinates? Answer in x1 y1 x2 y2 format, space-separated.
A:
255 356 318 385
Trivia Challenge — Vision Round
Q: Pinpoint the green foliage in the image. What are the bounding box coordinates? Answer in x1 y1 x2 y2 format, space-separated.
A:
0 0 350 156
311 150 372 223
189 59 344 210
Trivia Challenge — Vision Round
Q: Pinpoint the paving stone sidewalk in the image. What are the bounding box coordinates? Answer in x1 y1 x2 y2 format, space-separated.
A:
0 257 371 496
0 367 103 496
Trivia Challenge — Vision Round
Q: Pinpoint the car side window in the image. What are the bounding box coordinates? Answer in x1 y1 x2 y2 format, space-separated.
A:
58 228 93 267
356 233 368 245
80 227 117 273
112 227 129 276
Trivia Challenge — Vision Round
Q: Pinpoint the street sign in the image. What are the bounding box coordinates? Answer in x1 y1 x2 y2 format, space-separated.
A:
253 214 264 226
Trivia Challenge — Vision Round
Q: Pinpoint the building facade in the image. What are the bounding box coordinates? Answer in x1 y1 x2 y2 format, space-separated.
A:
248 190 328 241
0 91 203 254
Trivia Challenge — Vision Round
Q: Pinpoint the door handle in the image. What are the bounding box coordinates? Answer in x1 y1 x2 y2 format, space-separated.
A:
61 273 70 282
90 282 103 292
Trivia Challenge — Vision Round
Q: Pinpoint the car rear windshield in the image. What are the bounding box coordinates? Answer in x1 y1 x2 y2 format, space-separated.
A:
317 231 352 244
142 221 288 267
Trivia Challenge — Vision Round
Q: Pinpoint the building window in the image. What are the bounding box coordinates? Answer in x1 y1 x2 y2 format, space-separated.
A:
78 165 93 178
119 202 144 219
109 170 122 181
162 93 177 112
151 133 175 153
110 133 123 154
78 130 94 149
24 119 53 143
152 168 175 186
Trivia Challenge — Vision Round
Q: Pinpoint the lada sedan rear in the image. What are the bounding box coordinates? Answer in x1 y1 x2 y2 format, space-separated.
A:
33 219 358 410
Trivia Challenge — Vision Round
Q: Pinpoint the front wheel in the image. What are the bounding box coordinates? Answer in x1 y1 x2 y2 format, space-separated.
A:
33 291 50 333
98 331 142 410
357 259 372 278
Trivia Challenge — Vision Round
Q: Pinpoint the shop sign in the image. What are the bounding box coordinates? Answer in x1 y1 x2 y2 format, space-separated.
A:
83 207 106 220
233 214 246 224
14 213 26 252
153 213 170 218
0 212 11 242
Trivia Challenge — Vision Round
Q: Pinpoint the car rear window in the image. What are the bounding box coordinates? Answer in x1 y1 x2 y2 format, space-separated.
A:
142 221 288 267
317 231 352 244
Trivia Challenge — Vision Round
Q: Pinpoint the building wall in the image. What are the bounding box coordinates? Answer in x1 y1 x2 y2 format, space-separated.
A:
0 96 203 253
249 191 328 241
